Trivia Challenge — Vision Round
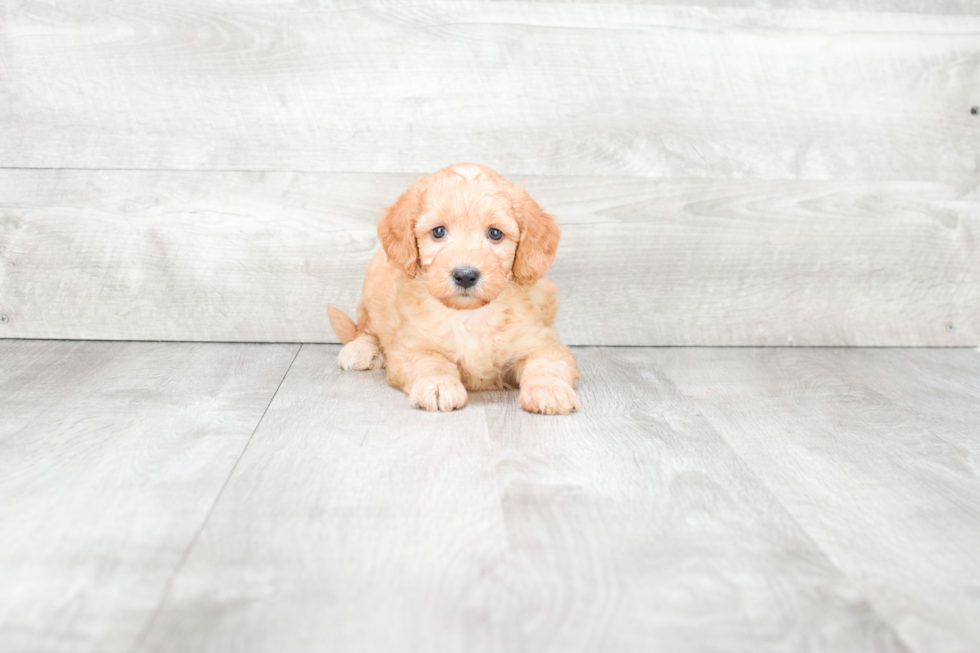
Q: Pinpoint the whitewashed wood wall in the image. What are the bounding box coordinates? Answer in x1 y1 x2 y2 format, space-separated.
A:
1 0 978 346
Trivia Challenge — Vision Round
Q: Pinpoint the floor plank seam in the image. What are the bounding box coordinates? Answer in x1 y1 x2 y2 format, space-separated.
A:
654 351 922 652
126 343 304 653
688 404 920 653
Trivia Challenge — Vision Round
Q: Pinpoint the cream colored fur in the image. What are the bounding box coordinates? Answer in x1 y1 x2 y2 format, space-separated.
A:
328 163 579 415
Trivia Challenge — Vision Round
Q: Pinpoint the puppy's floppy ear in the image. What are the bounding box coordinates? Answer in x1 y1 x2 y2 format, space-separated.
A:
378 179 427 274
511 184 560 286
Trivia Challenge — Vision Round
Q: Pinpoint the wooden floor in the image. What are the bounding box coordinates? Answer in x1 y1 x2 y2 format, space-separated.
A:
3 4 977 650
1 341 978 653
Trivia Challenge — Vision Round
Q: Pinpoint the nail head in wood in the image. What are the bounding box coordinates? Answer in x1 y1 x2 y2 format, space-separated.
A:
945 321 956 332
972 107 979 115
0 314 8 324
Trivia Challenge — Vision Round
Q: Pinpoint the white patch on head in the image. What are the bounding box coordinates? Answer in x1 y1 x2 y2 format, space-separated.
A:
451 164 484 181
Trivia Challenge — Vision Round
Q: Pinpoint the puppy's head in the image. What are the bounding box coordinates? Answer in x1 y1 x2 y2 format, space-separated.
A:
378 163 560 310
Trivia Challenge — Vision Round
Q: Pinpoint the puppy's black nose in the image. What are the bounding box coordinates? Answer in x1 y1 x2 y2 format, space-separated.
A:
452 267 480 289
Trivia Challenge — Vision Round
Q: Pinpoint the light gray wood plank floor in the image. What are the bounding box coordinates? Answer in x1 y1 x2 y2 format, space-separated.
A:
1 341 978 652
0 341 299 653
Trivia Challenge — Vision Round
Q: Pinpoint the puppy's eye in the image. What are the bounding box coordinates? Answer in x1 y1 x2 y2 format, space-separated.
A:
487 228 504 241
432 226 447 239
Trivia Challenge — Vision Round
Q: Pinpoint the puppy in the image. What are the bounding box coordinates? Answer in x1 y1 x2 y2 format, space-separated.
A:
328 163 579 415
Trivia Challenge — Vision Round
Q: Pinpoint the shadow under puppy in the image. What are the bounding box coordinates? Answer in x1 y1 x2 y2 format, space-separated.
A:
328 163 579 415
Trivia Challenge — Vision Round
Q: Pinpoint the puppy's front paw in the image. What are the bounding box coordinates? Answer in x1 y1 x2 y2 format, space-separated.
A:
338 336 383 371
520 378 579 416
409 375 468 412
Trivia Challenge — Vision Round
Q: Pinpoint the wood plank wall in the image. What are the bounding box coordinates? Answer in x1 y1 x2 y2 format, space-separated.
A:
1 1 978 345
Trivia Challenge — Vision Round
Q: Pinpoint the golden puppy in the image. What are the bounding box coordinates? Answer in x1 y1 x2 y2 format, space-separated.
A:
328 163 579 415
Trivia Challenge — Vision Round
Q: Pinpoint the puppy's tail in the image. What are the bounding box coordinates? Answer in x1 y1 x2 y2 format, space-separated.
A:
327 305 358 345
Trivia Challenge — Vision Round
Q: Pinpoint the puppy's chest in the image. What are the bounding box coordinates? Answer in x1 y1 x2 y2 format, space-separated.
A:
439 305 515 387
444 306 506 354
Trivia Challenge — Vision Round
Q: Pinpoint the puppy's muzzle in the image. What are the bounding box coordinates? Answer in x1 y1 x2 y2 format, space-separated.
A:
452 267 480 289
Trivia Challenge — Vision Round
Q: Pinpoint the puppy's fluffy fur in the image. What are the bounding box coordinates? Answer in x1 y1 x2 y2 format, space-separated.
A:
328 163 579 415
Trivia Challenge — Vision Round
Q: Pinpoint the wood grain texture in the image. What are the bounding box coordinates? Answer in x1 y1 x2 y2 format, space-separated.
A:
137 344 521 653
3 342 979 652
1 170 976 345
138 344 912 653
1 2 978 181
481 346 909 652
0 169 388 343
788 348 980 458
0 340 298 653
654 347 980 653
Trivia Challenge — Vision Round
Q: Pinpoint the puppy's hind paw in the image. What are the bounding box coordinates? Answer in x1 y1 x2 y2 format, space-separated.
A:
409 375 468 412
338 336 384 371
520 378 579 416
